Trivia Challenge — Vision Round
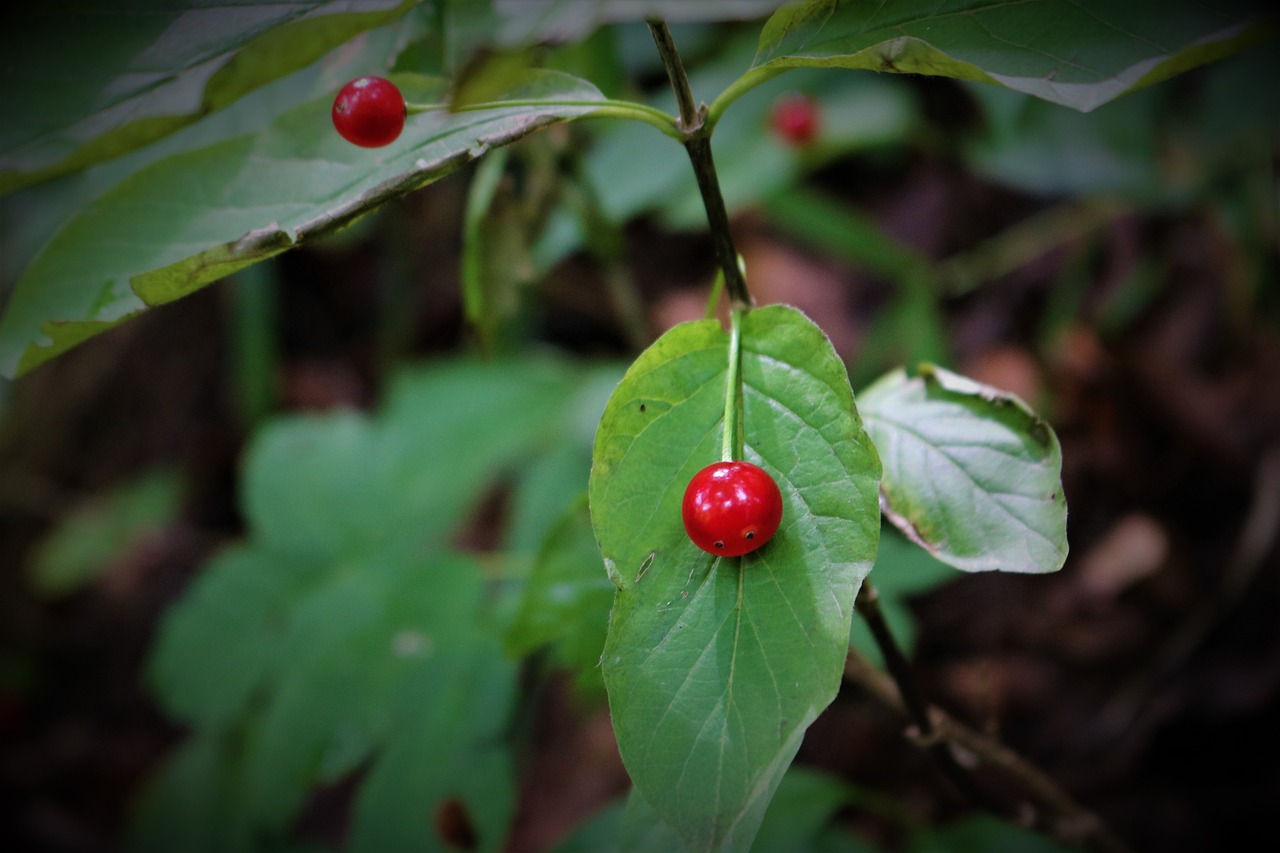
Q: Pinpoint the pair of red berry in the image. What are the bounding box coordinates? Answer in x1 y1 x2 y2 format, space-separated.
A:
682 461 783 557
332 78 785 557
331 78 821 151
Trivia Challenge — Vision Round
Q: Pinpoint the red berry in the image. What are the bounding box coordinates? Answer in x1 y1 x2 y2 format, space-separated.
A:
770 93 820 147
332 76 406 148
682 461 784 558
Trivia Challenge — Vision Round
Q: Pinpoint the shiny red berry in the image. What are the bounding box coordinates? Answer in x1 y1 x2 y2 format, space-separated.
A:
682 461 784 558
770 93 821 146
332 76 406 148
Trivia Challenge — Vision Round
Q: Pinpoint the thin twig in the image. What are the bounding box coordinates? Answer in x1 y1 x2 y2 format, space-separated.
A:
849 585 1136 853
854 584 1007 814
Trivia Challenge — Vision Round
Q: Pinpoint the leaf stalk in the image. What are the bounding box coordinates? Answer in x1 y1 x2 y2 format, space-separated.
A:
406 98 684 140
722 306 746 462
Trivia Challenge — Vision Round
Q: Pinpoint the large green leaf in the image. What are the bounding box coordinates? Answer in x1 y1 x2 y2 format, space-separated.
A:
0 18 423 316
126 731 254 853
0 0 416 194
564 766 874 853
962 81 1163 198
146 544 318 730
752 0 1277 113
0 70 605 377
242 359 577 562
241 553 509 834
349 624 516 853
590 305 881 852
858 365 1068 574
142 548 516 849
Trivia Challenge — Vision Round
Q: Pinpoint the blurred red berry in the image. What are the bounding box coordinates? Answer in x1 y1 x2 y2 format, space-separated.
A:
770 93 821 146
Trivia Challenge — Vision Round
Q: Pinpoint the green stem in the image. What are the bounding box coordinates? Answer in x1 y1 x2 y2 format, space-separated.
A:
721 307 746 462
406 98 683 140
705 65 786 133
704 269 726 320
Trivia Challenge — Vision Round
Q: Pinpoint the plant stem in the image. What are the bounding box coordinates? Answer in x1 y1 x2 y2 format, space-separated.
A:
407 98 684 140
721 307 746 462
854 584 1006 814
646 19 753 310
704 269 726 320
685 136 753 309
645 19 699 130
850 584 1135 853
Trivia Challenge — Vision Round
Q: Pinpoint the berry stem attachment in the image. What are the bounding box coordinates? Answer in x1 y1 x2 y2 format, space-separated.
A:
722 306 746 463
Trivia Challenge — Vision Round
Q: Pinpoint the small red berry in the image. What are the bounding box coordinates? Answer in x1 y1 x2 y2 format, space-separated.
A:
332 76 406 148
770 93 821 147
682 461 784 558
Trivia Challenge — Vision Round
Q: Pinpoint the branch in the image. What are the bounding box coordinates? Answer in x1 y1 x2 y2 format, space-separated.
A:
850 585 1135 853
646 18 699 131
646 19 753 309
854 584 1007 814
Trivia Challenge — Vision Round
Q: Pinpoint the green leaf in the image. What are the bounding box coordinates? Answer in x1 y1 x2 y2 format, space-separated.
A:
462 146 535 351
962 82 1163 197
126 732 253 853
505 496 613 693
242 359 577 562
747 766 868 853
349 630 517 853
611 765 870 853
494 0 787 45
143 548 517 847
0 70 605 377
0 14 424 312
146 544 315 730
858 365 1068 574
239 552 505 832
752 0 1278 113
26 468 182 598
0 18 422 314
0 0 415 194
590 305 881 852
